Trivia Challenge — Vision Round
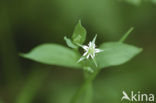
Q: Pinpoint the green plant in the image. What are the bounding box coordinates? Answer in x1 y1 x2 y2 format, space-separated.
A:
20 20 142 103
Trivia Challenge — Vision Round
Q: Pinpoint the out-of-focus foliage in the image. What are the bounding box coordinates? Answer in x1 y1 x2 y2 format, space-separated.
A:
124 0 156 6
125 0 142 6
0 99 3 103
151 0 156 4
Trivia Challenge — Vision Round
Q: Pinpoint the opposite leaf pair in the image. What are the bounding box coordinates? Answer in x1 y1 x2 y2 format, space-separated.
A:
20 21 142 70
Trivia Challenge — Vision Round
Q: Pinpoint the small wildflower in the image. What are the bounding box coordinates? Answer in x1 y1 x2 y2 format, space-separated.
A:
77 35 103 66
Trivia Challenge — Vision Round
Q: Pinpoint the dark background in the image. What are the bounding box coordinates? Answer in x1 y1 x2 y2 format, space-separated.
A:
0 0 156 103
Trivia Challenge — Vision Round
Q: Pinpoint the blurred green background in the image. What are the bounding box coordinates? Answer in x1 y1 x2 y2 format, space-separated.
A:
0 0 156 103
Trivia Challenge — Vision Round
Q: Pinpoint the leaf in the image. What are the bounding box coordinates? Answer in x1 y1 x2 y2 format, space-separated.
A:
96 42 142 69
20 44 81 68
64 36 77 49
72 20 87 45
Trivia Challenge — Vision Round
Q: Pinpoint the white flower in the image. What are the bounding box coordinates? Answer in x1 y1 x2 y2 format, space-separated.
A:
77 35 103 66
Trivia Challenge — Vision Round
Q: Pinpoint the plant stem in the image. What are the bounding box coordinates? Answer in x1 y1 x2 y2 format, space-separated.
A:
15 66 50 103
119 27 134 43
83 82 93 103
70 69 100 103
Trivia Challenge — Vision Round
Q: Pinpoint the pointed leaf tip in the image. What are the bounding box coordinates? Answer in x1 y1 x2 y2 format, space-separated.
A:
97 42 142 69
78 19 81 24
20 44 82 68
64 36 77 49
72 20 87 45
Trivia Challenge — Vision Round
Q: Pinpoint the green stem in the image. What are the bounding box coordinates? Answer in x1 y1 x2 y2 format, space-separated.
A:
83 82 93 103
15 67 50 103
70 69 100 103
119 27 134 43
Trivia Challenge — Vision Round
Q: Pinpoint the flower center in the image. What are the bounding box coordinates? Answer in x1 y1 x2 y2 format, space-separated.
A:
88 47 94 54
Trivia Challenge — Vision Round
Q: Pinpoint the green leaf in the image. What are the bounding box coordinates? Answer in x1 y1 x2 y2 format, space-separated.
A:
72 20 87 45
64 36 77 49
96 42 142 69
20 44 81 68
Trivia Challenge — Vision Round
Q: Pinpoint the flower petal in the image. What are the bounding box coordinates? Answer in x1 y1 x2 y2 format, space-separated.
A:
93 43 96 49
83 51 88 56
91 54 94 59
86 54 90 59
82 45 89 51
95 49 103 53
93 53 95 58
89 42 92 47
